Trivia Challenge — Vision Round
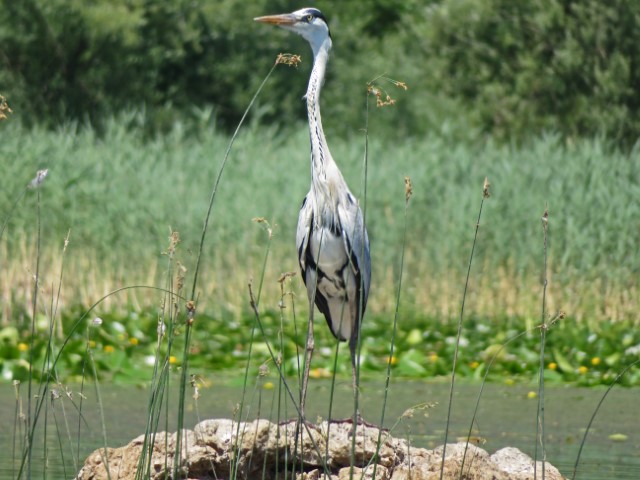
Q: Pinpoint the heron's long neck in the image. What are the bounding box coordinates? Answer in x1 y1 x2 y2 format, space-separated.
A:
306 37 338 197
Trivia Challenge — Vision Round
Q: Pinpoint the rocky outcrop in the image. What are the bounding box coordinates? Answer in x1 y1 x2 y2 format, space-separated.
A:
75 418 564 479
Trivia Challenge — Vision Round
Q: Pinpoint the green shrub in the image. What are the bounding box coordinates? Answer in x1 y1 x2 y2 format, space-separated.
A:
1 0 639 143
403 0 640 143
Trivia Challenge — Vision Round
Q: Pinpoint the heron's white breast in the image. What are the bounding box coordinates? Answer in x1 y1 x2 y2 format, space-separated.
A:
309 225 346 273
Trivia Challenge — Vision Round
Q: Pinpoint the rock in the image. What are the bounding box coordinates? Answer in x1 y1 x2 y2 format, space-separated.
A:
75 418 566 480
491 447 564 479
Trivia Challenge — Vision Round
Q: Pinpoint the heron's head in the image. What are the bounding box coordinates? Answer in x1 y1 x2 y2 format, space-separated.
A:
255 8 331 54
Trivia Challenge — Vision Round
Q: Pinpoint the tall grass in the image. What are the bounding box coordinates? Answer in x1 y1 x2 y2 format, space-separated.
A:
441 177 490 479
2 109 639 479
1 120 639 326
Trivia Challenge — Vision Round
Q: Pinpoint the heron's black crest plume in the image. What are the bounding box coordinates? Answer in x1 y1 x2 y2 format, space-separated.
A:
301 8 328 24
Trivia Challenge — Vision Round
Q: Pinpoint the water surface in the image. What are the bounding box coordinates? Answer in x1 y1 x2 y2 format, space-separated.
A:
2 380 637 478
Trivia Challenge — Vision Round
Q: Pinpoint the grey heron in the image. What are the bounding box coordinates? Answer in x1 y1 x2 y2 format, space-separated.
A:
255 8 371 420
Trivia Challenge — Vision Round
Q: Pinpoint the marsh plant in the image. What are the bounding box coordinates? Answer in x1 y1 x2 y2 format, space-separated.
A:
1 43 639 480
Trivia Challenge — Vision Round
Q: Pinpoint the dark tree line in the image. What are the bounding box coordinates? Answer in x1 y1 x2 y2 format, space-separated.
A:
1 0 638 144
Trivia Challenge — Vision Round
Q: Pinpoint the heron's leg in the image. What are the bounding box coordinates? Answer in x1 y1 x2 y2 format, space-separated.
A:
300 304 315 421
348 335 363 425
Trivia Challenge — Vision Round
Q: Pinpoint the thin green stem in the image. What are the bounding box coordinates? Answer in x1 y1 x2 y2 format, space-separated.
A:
248 283 332 479
372 179 411 480
231 222 272 480
89 348 112 480
189 61 279 302
571 359 640 480
25 187 42 479
440 185 488 480
535 207 549 480
459 328 531 476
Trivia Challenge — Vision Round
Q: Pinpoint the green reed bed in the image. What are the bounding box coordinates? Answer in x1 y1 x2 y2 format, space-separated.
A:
2 104 640 480
1 118 639 389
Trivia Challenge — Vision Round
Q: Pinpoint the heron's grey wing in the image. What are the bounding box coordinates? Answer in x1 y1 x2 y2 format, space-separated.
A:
338 193 371 313
296 194 313 274
296 193 333 325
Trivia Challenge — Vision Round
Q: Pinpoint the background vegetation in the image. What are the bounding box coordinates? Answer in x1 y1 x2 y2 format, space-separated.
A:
1 0 639 143
1 0 639 385
3 4 639 479
1 119 639 385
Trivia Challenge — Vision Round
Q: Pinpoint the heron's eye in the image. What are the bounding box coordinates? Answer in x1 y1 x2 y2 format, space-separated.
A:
305 14 314 22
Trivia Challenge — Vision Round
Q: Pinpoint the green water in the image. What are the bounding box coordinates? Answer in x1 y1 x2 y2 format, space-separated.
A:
2 381 638 478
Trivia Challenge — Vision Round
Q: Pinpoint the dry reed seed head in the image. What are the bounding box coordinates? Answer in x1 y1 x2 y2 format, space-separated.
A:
402 401 438 419
278 271 297 303
404 176 413 203
542 206 549 226
367 76 408 107
275 53 302 67
164 229 181 256
0 95 11 120
175 262 187 292
548 310 566 327
248 278 257 309
63 385 74 400
258 363 270 377
483 177 491 198
367 86 394 107
277 271 297 284
252 216 273 238
28 169 49 188
401 407 415 419
185 300 196 324
50 388 61 402
63 230 71 252
190 374 201 399
457 436 487 445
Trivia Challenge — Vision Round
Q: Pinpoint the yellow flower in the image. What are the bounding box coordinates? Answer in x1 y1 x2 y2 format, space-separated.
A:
309 367 331 379
428 353 438 363
18 343 28 352
104 345 115 353
470 361 480 369
527 391 538 399
578 366 588 374
388 355 398 366
129 337 139 346
548 362 557 370
591 357 601 366
263 381 275 390
169 356 177 364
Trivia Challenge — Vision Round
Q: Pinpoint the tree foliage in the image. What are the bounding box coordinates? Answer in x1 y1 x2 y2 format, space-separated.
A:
413 0 640 143
1 0 638 143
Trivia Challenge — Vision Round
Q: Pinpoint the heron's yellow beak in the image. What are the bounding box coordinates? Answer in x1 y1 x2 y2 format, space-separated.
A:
254 14 297 26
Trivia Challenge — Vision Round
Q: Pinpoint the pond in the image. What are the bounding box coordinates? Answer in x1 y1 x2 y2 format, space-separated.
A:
2 380 637 479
